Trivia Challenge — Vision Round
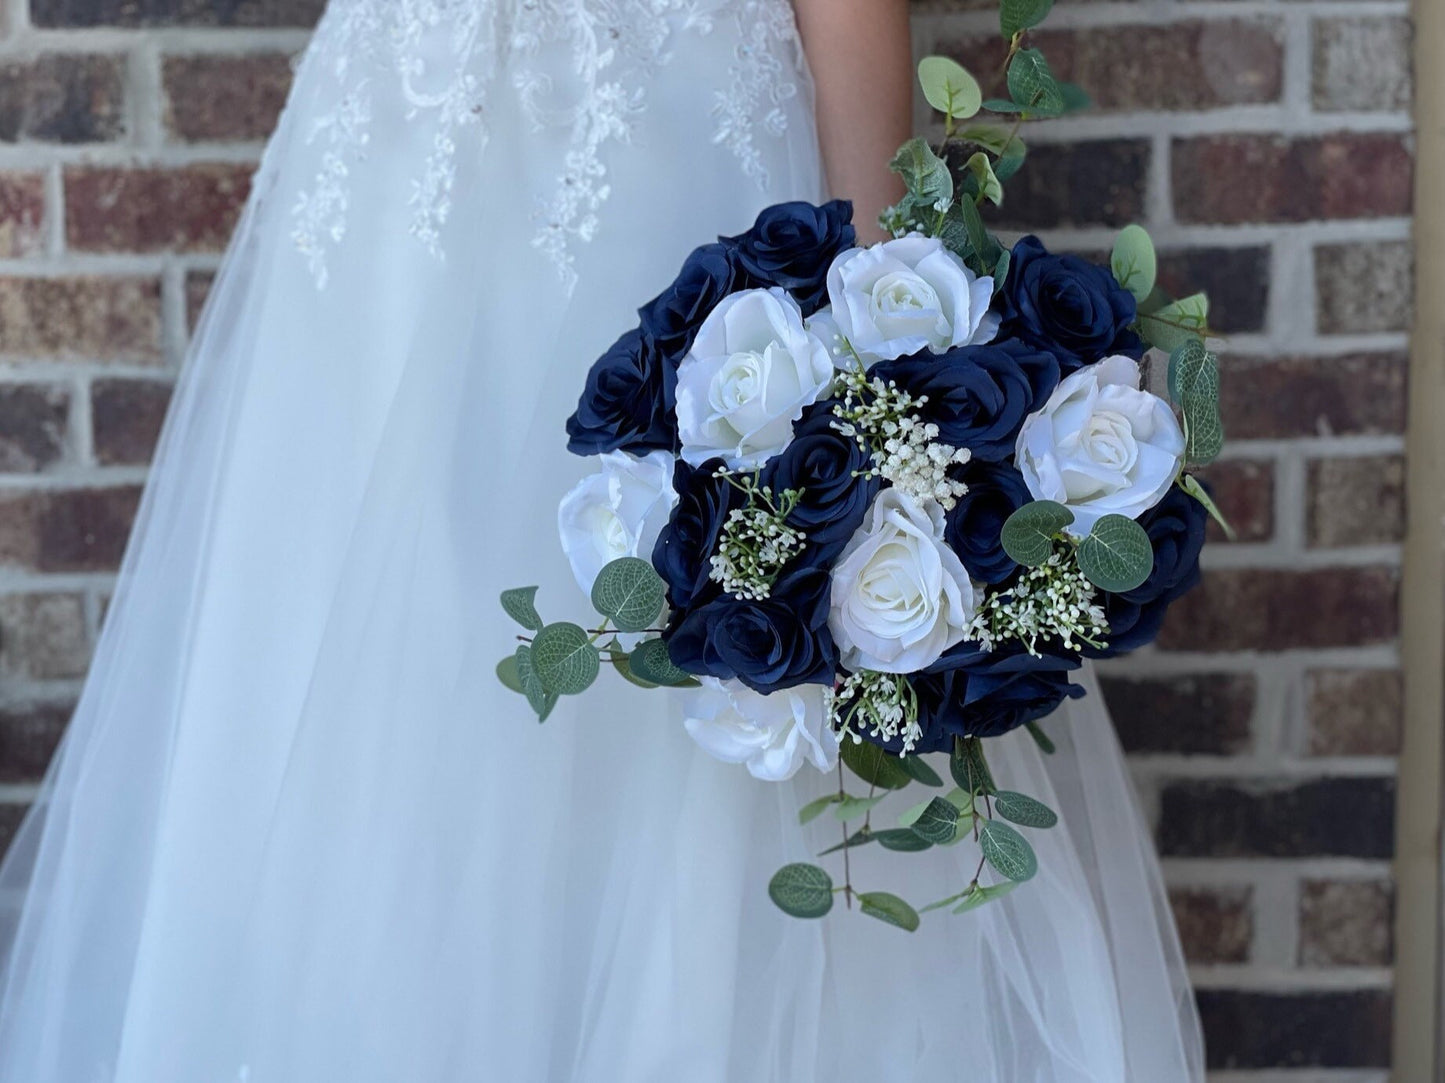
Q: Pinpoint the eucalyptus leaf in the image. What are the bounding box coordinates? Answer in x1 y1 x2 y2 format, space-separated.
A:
514 645 557 722
993 790 1060 829
768 863 834 920
1110 224 1157 303
918 56 982 120
590 556 666 633
496 655 524 694
1006 48 1064 116
899 755 944 787
798 794 842 825
1181 474 1235 539
818 829 874 857
942 787 975 811
610 650 661 690
909 797 961 844
1058 81 1091 113
957 123 1020 156
993 137 1027 183
875 828 934 852
833 793 887 821
992 246 1012 296
1077 515 1154 594
1167 340 1216 406
1183 400 1225 466
1001 500 1074 567
628 638 696 687
920 890 972 914
840 739 914 791
1139 292 1210 352
530 622 600 695
949 194 997 273
983 98 1025 115
964 152 1004 206
950 736 996 795
980 820 1039 882
953 880 1021 914
1025 720 1057 755
500 586 543 632
859 892 921 932
898 798 933 828
889 137 953 211
1000 0 1053 38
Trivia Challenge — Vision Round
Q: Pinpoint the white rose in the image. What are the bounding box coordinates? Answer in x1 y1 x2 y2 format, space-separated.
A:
826 233 999 363
557 450 677 597
682 677 837 782
1014 355 1186 536
675 287 834 470
829 488 983 674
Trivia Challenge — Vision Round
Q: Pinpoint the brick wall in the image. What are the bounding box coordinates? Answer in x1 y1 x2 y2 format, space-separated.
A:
0 0 1414 1076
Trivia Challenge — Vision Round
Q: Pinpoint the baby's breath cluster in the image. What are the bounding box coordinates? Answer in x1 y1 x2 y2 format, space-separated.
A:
968 545 1110 657
831 366 972 510
708 468 805 601
830 669 923 755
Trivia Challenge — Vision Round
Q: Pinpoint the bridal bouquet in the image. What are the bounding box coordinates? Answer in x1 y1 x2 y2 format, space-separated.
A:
498 15 1227 930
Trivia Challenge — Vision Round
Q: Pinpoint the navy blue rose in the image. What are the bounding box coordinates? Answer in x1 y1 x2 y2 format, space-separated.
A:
761 400 879 564
637 242 742 363
869 339 1060 461
725 200 855 314
1088 484 1207 658
665 565 838 694
565 329 676 456
651 457 740 613
999 235 1143 372
944 461 1033 584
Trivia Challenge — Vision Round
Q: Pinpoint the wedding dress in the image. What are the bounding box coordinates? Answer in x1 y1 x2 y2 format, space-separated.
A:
0 1 1205 1079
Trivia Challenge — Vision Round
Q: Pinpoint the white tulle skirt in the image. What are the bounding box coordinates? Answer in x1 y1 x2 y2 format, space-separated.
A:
0 3 1203 1079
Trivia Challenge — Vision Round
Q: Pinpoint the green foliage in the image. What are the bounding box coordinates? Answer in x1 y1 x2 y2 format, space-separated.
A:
496 655 524 694
531 622 600 695
840 739 914 791
1168 341 1225 467
1184 400 1225 466
992 247 1012 296
500 586 543 632
798 794 842 825
951 736 996 795
952 880 1021 914
859 892 921 932
899 755 944 788
1058 81 1091 113
898 796 933 828
1181 474 1235 539
1110 224 1157 303
980 820 1039 882
627 638 695 687
1000 0 1053 38
1025 720 1056 755
958 123 1022 156
1138 291 1210 352
993 137 1027 183
918 56 982 120
1006 49 1065 116
606 646 661 690
1001 500 1074 567
964 152 1004 206
875 829 934 852
1076 514 1154 593
993 790 1059 829
590 557 666 633
834 793 887 821
768 863 834 919
818 829 873 856
946 194 1000 275
910 797 962 844
889 137 954 212
514 645 557 722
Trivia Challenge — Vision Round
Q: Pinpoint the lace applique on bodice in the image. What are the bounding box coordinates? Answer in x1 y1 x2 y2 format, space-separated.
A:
290 0 803 290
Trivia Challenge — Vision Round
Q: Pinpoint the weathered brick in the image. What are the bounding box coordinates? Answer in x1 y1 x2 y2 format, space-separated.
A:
0 173 46 257
1307 454 1405 547
1159 776 1395 859
1300 880 1393 966
1101 673 1254 755
31 0 324 28
92 379 172 466
1169 886 1252 964
186 269 215 332
1173 133 1413 223
0 54 125 143
1196 459 1272 543
1306 668 1403 756
163 53 293 142
1197 990 1391 1069
0 383 69 472
65 165 252 253
0 487 141 572
1316 239 1413 334
985 139 1148 230
938 21 1281 112
0 700 71 784
1156 246 1270 335
0 277 163 362
1219 353 1406 439
0 592 89 680
1314 16 1413 112
1158 567 1398 651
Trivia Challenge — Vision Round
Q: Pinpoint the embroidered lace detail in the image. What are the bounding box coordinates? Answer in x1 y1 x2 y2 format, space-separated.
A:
289 0 801 290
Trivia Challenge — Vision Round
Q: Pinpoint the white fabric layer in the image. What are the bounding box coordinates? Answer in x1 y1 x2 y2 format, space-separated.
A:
0 2 1204 1078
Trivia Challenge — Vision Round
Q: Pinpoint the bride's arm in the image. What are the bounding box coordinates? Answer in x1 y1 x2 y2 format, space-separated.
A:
793 0 913 243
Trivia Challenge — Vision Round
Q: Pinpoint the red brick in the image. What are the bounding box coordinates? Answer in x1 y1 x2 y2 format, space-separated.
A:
1219 353 1405 440
1101 672 1254 755
0 277 163 362
65 164 252 253
92 379 173 466
163 53 293 142
1158 567 1398 651
1316 240 1412 334
0 383 69 472
0 700 71 783
0 54 125 143
1313 16 1413 113
1169 886 1252 964
32 0 324 28
186 269 215 332
939 21 1282 113
1173 133 1413 224
1300 880 1393 966
0 486 141 572
1306 668 1402 756
0 592 89 680
1196 460 1272 543
1160 777 1394 859
0 172 46 257
1198 989 1391 1070
1307 454 1404 547
985 139 1149 229
1156 247 1270 334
